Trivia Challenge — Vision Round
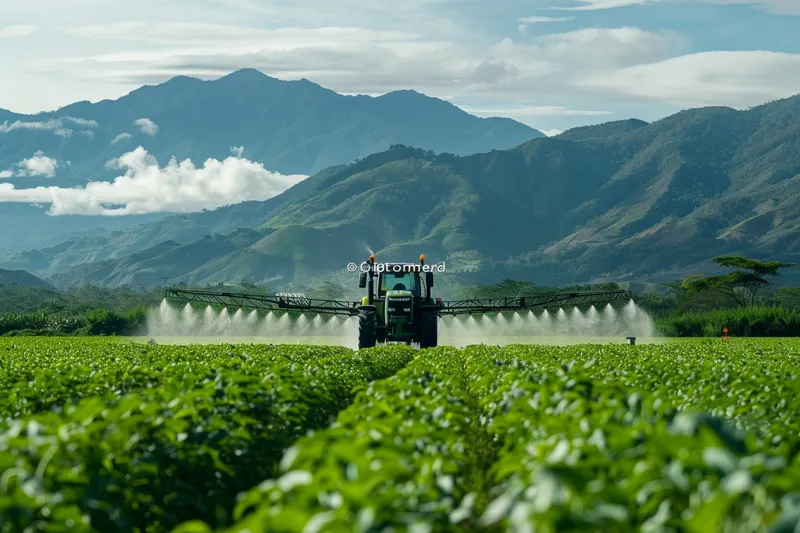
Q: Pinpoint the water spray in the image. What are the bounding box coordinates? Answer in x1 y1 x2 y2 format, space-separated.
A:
438 299 657 347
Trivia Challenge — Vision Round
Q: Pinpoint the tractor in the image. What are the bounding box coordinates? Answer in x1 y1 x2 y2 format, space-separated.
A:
355 254 441 349
163 254 633 349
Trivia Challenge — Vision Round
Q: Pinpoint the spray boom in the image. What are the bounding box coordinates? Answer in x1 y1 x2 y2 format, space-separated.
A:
161 258 636 348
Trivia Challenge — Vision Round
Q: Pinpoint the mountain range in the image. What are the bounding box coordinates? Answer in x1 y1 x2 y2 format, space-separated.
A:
0 69 542 255
0 77 800 288
3 90 800 291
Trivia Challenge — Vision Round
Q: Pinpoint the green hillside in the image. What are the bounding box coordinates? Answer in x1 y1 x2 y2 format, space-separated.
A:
0 268 51 287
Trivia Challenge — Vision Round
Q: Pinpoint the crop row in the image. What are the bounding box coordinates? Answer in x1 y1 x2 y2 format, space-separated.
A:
466 342 800 531
206 340 800 533
0 341 415 533
207 346 484 533
0 338 353 419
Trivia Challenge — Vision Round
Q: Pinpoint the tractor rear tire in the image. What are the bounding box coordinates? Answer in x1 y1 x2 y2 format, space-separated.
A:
419 309 438 349
357 306 377 349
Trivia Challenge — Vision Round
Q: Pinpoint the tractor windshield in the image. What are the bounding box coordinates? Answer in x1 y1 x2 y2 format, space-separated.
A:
379 271 420 296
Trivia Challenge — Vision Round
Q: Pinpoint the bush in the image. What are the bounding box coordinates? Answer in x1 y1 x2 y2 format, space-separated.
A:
660 305 800 337
0 312 50 335
0 305 149 337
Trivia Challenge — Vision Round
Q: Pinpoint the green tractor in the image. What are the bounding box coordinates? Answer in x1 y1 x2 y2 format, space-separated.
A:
164 256 635 350
355 254 440 349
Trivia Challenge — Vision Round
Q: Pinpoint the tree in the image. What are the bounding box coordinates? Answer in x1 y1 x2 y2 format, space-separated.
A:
680 255 794 308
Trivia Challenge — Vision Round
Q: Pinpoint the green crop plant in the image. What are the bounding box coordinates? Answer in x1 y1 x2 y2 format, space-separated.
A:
0 339 414 531
1 338 799 533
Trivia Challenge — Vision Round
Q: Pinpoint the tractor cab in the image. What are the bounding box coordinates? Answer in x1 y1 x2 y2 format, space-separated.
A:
378 269 421 298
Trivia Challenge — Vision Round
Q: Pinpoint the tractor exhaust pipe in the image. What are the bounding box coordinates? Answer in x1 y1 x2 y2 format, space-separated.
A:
367 254 375 305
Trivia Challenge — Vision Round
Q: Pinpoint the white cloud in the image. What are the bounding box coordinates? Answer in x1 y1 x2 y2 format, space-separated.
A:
112 132 133 144
64 117 100 128
0 146 307 216
579 51 800 108
34 26 462 88
532 27 687 68
19 17 798 117
16 151 60 178
460 105 614 117
230 146 245 157
517 16 574 33
0 119 59 133
0 117 99 138
542 129 564 136
65 20 446 46
34 24 683 102
550 0 649 10
0 25 38 38
134 118 159 136
550 0 800 14
518 16 576 23
1 151 61 178
706 0 800 15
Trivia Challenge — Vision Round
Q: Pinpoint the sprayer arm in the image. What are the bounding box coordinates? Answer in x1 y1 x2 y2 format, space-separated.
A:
164 288 362 315
435 290 632 317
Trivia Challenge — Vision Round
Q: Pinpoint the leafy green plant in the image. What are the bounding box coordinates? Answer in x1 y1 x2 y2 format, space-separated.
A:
0 339 414 532
2 338 800 533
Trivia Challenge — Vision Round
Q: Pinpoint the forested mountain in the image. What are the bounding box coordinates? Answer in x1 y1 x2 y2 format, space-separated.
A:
3 93 800 288
0 69 541 255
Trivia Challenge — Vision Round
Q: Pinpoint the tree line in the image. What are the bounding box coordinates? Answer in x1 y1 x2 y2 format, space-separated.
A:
0 255 797 337
460 255 799 337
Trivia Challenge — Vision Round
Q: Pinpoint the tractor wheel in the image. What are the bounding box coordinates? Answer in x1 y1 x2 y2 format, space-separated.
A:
419 309 438 349
357 306 377 349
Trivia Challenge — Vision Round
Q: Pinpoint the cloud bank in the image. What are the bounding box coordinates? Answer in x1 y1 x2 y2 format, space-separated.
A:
551 0 800 15
0 147 306 216
21 12 799 128
5 0 799 129
44 22 788 113
0 117 99 137
0 25 38 39
579 51 800 106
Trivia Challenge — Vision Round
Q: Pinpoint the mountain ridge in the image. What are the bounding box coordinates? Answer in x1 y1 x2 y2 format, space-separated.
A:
0 268 53 288
5 92 800 289
0 68 543 256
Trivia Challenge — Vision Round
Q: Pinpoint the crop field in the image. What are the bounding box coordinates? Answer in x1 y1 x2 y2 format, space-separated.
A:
1 338 799 533
132 335 668 349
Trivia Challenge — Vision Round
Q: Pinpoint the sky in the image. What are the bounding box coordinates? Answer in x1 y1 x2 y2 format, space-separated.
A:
1 0 799 135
